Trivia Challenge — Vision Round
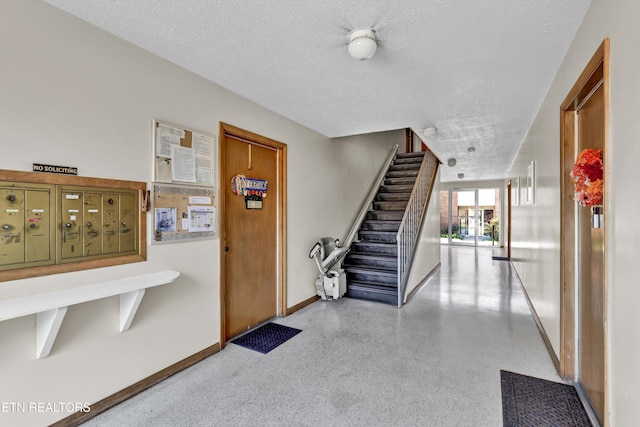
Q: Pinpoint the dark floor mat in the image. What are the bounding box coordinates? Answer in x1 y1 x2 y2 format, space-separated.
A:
231 322 302 354
492 256 510 261
501 370 591 427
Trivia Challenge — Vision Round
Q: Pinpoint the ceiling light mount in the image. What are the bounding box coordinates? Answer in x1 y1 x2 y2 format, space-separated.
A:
348 29 377 60
422 127 437 138
447 158 457 167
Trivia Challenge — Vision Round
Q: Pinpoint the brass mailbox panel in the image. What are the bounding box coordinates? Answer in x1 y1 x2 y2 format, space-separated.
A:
119 194 136 253
103 195 119 254
0 188 26 266
25 189 53 263
1 183 55 271
57 187 139 263
0 170 146 280
82 192 102 256
60 191 83 260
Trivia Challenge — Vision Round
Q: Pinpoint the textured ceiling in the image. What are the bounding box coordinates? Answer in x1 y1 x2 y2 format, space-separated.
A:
43 0 591 182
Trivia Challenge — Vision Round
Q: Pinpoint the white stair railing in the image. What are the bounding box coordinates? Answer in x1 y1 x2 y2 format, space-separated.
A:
395 151 439 306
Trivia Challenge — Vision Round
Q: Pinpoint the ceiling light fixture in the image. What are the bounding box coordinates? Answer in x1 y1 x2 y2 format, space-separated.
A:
348 29 377 60
422 127 437 138
467 146 475 152
458 173 465 179
447 158 457 167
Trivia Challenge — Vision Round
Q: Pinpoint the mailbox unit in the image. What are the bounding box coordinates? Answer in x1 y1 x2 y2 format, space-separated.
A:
0 171 146 281
0 182 56 270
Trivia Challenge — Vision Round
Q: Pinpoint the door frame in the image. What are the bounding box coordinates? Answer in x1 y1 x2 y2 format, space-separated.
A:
506 180 512 259
218 122 287 348
559 39 609 422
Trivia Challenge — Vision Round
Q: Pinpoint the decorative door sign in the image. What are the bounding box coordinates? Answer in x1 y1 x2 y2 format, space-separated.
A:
231 174 267 209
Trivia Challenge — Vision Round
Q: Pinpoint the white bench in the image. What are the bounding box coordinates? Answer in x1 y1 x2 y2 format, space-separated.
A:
0 270 180 359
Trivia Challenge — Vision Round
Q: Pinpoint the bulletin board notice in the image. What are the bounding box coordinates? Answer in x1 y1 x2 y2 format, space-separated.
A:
153 184 216 243
153 120 216 186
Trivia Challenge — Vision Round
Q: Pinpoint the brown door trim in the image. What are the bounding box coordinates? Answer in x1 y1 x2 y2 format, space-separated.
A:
506 180 512 258
218 122 287 349
559 38 609 424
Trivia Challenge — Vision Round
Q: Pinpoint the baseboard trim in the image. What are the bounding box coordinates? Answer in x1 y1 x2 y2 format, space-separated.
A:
511 263 561 373
285 294 319 316
406 262 442 303
50 343 221 427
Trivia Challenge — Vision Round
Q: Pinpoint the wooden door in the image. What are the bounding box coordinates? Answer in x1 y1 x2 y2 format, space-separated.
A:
560 39 608 425
577 83 605 422
222 130 279 340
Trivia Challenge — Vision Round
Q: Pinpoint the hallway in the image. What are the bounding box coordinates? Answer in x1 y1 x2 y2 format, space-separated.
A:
83 246 560 426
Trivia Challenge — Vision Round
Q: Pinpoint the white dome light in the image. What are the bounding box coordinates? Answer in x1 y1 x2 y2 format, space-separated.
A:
423 127 437 138
348 29 377 60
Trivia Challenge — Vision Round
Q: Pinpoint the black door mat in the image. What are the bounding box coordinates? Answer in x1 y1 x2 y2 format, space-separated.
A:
501 370 591 427
231 322 302 354
492 256 510 261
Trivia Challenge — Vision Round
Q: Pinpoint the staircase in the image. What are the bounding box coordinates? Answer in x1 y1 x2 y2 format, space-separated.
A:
343 151 426 305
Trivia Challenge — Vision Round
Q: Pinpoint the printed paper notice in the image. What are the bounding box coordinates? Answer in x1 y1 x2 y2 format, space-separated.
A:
188 205 215 232
193 132 215 184
189 195 212 205
171 145 196 183
156 124 184 157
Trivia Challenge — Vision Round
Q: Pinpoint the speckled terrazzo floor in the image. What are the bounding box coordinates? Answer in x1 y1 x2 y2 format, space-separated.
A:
82 246 560 427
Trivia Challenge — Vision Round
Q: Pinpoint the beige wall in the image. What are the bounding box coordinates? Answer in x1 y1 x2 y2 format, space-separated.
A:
0 1 398 425
509 0 640 424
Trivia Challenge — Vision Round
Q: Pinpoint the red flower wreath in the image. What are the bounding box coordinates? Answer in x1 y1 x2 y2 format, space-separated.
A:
570 148 603 207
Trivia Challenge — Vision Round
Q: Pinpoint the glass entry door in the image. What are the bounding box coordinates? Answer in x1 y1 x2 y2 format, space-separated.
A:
439 188 500 247
452 189 477 246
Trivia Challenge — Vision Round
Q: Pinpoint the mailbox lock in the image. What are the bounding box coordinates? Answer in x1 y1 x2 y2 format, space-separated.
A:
122 222 127 227
104 222 110 227
108 198 114 205
65 223 72 228
1 224 10 230
30 223 36 229
86 222 92 227
6 195 16 202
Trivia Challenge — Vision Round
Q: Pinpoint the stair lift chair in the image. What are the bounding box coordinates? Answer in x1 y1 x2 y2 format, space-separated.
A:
308 237 350 300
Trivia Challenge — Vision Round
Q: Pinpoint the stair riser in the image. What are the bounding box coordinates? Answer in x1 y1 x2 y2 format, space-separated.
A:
395 152 426 159
380 185 414 193
389 164 421 172
346 271 397 286
376 193 410 202
345 257 397 270
373 201 407 211
358 231 397 243
393 157 423 165
345 288 398 306
366 211 404 221
350 243 398 256
385 177 416 186
360 220 401 231
386 170 418 178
